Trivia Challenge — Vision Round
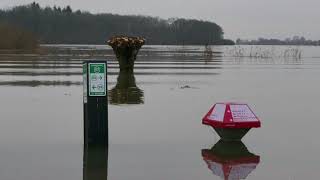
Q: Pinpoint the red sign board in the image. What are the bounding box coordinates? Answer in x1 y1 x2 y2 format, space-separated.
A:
202 103 261 128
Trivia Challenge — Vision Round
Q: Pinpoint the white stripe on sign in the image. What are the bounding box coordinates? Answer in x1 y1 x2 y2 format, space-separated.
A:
209 104 226 122
230 104 258 122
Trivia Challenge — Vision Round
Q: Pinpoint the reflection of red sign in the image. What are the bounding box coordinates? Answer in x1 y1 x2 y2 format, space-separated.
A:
202 103 261 128
202 150 260 180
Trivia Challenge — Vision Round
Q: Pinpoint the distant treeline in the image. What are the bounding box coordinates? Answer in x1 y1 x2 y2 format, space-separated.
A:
0 2 234 45
0 22 38 50
237 36 320 46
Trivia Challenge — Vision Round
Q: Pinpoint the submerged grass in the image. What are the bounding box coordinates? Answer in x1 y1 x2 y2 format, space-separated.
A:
226 45 302 59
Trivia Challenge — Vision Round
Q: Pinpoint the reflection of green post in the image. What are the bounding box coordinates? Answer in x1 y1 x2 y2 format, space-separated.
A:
107 36 145 72
83 144 108 180
109 71 144 104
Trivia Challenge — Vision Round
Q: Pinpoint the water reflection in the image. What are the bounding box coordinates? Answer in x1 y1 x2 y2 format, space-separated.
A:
83 144 108 180
83 92 108 180
109 71 144 104
203 46 223 65
202 140 260 180
0 80 81 87
0 46 223 88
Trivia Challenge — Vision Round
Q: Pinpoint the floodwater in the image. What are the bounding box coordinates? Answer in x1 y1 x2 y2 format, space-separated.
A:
0 45 320 180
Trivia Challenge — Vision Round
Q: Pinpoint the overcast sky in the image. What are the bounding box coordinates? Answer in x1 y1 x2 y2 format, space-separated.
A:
1 0 319 40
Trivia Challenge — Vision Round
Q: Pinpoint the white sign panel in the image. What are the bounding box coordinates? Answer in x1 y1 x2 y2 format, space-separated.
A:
230 104 258 122
209 104 226 122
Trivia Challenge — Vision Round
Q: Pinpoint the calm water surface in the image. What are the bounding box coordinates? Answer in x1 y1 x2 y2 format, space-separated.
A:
0 45 319 180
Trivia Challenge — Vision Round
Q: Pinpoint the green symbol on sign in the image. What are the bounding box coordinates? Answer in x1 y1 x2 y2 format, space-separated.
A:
94 66 100 73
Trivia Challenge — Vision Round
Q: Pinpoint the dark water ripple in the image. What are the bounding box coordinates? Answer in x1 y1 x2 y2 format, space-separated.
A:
0 46 224 87
1 45 315 88
0 80 82 87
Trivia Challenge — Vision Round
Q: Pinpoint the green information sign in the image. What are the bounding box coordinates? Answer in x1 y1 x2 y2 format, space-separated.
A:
88 63 106 96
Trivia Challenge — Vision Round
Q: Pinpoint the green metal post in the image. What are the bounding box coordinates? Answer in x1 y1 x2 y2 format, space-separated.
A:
83 61 108 146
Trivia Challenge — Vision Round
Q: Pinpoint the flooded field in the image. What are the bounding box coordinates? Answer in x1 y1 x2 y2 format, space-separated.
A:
0 45 320 180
